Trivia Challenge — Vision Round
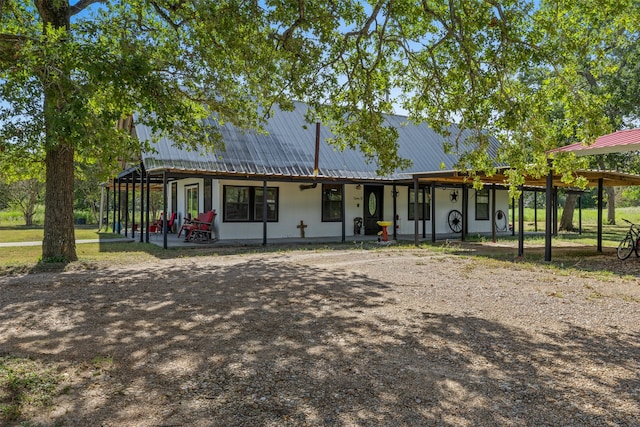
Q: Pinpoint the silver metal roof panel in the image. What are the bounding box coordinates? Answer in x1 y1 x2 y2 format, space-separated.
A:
138 101 500 181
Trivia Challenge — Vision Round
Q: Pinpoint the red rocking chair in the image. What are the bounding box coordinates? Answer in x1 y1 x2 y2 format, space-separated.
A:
180 211 216 242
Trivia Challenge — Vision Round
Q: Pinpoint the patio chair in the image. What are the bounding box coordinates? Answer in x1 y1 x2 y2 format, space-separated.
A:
183 210 216 242
177 212 200 238
155 212 176 233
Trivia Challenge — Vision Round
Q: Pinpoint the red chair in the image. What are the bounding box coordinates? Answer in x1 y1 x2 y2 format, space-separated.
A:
182 211 216 242
156 212 176 233
178 212 203 238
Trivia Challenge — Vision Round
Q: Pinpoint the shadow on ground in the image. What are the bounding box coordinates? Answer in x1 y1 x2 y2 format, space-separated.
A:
1 255 638 426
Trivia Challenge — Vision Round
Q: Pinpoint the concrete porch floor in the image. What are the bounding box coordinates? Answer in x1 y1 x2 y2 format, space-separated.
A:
136 230 512 249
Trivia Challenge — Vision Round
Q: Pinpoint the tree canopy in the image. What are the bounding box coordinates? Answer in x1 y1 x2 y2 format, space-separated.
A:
1 0 639 260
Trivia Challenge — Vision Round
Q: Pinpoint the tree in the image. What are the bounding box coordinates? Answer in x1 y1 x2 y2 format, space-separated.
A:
2 1 638 261
5 179 45 226
539 1 640 229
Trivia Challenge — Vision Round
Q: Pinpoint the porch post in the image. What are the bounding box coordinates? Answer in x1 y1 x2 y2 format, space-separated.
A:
431 182 436 243
491 184 496 243
421 186 426 239
262 180 267 246
98 185 105 232
162 171 168 249
112 178 117 233
392 184 397 241
117 178 121 234
597 178 603 252
105 186 110 234
124 178 129 237
534 191 538 232
145 171 151 243
461 185 467 242
131 172 136 238
413 176 419 246
341 183 346 243
139 166 144 243
518 187 524 257
511 197 515 237
545 160 553 262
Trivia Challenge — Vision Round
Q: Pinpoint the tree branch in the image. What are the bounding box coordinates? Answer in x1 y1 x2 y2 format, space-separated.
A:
69 0 105 16
0 33 33 68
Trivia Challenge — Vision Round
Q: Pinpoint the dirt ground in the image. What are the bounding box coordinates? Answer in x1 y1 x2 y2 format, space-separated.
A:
1 243 640 426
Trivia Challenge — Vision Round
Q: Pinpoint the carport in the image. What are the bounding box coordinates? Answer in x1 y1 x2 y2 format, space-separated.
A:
410 129 640 261
544 129 640 261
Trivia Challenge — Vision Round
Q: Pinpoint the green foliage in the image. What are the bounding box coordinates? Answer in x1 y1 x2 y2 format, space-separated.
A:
3 1 640 260
618 187 640 208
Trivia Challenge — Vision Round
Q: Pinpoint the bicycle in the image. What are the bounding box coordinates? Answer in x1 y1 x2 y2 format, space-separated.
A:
616 218 640 260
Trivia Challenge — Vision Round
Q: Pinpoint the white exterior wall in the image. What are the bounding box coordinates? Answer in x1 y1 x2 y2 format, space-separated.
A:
398 186 510 235
172 177 204 227
164 178 511 239
215 180 367 239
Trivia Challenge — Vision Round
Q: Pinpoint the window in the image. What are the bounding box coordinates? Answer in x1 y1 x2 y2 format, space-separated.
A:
408 187 430 220
223 185 278 222
171 182 178 213
322 184 343 222
476 188 489 220
254 187 278 221
185 185 199 219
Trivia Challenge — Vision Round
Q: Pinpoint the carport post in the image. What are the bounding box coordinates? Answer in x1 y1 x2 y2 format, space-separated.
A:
578 195 582 235
553 188 558 236
518 187 524 257
545 161 553 262
597 178 603 252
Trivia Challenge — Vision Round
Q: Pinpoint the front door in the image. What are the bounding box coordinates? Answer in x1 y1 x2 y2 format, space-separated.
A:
364 186 384 235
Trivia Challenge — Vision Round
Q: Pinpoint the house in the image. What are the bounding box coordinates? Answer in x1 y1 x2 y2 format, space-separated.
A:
111 101 513 246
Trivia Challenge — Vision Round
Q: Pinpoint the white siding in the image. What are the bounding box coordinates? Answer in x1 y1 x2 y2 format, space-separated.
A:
163 178 511 240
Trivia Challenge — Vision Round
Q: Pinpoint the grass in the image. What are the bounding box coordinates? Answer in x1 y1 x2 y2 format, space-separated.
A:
1 207 640 273
0 226 123 243
0 356 64 422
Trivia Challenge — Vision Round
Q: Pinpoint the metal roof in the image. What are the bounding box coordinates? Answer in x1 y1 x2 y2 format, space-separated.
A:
138 101 501 181
548 128 640 157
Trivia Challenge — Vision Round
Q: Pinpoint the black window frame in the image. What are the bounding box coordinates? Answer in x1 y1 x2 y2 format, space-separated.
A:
475 188 490 220
223 185 279 222
322 184 343 222
408 187 430 220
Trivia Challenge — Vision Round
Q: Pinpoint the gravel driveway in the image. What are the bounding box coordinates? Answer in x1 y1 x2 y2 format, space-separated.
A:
1 246 639 426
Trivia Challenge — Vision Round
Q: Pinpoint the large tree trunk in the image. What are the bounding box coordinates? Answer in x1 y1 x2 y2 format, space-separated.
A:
43 142 77 261
606 186 616 224
559 193 577 231
39 0 78 262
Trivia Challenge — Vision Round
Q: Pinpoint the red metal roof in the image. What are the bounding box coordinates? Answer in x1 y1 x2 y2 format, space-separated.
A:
548 128 640 156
